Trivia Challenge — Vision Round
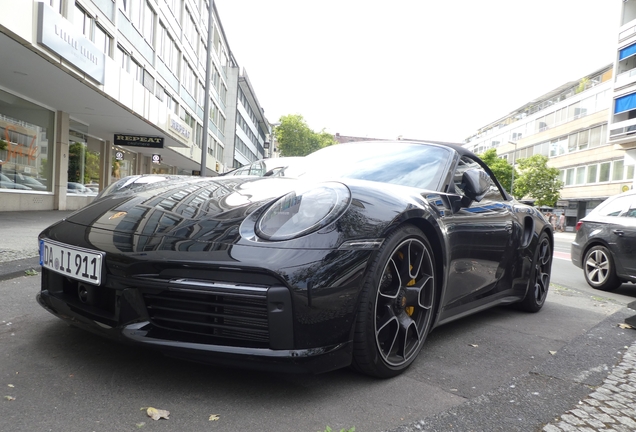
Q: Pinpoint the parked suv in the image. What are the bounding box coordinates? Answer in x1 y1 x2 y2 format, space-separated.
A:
571 189 636 291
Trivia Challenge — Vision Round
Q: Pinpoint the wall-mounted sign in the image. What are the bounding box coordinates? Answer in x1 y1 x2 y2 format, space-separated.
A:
168 114 192 145
151 154 161 164
115 151 124 161
37 3 105 84
114 134 164 148
192 170 201 176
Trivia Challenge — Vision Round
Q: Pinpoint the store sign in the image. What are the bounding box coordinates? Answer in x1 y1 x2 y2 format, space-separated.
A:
114 151 124 161
37 3 105 84
114 134 164 149
151 154 161 164
168 114 192 145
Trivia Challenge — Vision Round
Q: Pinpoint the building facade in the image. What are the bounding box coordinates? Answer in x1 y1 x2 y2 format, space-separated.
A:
608 0 636 180
464 63 635 231
0 0 269 211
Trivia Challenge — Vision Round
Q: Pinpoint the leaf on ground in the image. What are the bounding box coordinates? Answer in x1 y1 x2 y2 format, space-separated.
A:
209 414 220 421
4 396 16 401
469 344 478 348
549 350 557 355
24 269 38 276
618 323 633 329
7 384 14 388
135 422 146 428
146 407 170 420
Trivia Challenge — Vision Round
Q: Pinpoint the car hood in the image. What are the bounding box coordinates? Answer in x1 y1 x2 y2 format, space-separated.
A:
62 176 304 237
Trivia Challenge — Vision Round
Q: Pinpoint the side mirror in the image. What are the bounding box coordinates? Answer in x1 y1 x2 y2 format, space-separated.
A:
461 169 490 203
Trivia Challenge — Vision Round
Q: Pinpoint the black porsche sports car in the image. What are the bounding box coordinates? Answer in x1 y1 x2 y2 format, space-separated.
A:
37 141 553 378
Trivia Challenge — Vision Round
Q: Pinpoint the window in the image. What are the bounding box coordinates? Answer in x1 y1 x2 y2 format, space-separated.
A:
121 0 155 44
565 168 575 185
93 24 107 55
158 23 180 73
183 61 196 96
568 134 578 153
599 162 611 182
116 45 130 71
131 58 143 83
74 4 89 37
577 130 589 150
613 160 625 181
587 164 598 183
596 196 632 217
575 167 586 185
50 0 62 13
143 70 155 92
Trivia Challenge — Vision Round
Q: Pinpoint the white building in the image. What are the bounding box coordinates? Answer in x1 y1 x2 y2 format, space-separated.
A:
0 0 268 211
608 0 636 174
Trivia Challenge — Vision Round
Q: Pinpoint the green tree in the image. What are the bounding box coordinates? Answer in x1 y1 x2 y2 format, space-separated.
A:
513 154 563 206
478 148 516 194
274 114 336 157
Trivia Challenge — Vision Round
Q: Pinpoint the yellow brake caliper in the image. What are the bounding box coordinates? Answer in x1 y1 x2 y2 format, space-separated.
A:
397 251 416 316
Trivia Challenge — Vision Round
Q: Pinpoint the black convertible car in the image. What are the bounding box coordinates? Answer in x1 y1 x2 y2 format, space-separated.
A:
37 141 553 378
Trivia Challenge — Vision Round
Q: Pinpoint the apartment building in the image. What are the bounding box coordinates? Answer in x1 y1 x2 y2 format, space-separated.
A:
464 63 635 231
0 0 268 211
608 0 636 178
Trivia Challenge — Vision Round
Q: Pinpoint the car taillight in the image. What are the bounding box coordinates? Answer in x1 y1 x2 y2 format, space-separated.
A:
575 221 583 231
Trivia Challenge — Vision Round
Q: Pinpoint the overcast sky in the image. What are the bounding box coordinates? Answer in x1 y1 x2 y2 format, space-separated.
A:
214 0 621 143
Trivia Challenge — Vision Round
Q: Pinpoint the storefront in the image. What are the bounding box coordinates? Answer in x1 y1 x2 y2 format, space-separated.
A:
0 89 55 207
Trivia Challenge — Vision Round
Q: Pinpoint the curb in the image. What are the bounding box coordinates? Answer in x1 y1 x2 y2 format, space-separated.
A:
0 256 41 282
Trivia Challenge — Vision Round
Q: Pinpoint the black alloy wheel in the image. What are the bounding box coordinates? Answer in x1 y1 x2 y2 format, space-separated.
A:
583 245 621 291
518 232 552 312
352 225 436 378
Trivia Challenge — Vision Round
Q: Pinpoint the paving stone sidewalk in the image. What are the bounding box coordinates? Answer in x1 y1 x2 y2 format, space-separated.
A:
543 342 636 432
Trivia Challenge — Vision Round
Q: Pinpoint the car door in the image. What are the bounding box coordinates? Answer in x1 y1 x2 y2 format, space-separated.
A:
439 155 515 320
615 194 636 276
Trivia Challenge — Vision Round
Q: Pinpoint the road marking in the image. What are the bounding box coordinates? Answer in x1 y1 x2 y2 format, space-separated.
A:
554 251 571 261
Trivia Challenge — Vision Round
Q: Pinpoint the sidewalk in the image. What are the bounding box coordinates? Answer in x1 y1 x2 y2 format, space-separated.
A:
0 210 74 281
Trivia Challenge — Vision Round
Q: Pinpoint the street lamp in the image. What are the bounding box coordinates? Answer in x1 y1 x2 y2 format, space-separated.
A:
200 0 215 176
509 141 518 196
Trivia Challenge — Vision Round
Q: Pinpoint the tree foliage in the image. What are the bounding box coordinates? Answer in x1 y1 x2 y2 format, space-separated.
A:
513 154 563 206
274 114 336 157
478 149 516 194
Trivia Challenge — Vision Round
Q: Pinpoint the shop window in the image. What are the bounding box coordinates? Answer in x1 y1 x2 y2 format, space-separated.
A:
0 89 54 192
111 146 137 182
68 124 101 194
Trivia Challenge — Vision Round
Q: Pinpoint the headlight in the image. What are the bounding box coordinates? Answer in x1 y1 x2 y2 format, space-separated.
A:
255 182 351 241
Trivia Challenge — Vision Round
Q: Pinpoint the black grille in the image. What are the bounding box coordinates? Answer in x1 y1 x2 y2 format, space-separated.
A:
143 283 270 348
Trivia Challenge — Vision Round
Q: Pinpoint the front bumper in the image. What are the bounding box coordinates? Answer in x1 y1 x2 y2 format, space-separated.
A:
36 281 353 374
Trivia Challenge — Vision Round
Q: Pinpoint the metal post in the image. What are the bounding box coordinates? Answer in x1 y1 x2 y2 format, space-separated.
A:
200 0 215 176
509 141 517 195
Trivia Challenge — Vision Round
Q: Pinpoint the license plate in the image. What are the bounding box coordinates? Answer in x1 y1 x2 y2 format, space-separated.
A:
40 240 104 285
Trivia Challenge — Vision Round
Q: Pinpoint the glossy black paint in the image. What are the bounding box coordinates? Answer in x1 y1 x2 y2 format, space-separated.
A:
37 141 553 374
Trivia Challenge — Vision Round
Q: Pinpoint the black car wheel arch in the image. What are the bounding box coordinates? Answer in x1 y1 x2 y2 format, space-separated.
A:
583 244 621 291
352 224 437 378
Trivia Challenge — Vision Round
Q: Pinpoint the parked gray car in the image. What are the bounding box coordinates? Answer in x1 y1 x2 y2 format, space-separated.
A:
571 189 636 291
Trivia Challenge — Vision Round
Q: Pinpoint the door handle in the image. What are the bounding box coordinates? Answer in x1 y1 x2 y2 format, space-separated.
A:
612 229 624 236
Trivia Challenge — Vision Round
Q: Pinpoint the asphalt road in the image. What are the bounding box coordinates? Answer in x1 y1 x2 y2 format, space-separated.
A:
2 248 635 432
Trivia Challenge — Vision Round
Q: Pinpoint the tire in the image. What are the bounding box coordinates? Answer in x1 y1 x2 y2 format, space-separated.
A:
583 245 621 291
352 225 436 378
518 232 552 312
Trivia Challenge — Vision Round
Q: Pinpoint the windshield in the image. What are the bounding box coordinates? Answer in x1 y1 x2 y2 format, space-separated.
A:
282 142 453 191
